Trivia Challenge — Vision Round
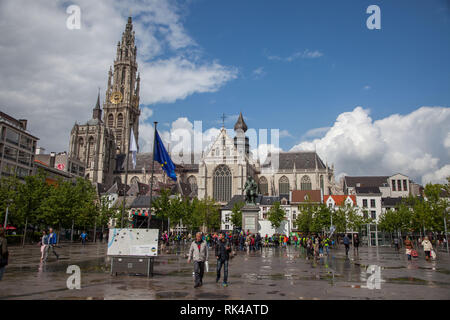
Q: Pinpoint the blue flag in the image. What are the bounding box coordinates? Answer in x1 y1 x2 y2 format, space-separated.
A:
154 129 177 181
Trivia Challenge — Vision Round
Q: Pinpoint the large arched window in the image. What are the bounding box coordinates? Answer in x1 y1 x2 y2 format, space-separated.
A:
78 138 84 160
259 176 268 196
108 114 114 127
213 165 232 202
188 175 198 196
117 114 124 128
279 176 290 194
131 176 140 184
301 175 312 190
87 137 95 168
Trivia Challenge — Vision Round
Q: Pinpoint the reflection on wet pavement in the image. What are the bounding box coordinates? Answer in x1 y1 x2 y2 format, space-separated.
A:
1 243 450 300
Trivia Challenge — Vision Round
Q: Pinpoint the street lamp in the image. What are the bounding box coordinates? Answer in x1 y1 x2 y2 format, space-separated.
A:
3 199 12 229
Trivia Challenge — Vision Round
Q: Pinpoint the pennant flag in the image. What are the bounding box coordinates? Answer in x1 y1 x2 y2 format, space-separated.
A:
154 129 177 181
130 128 138 169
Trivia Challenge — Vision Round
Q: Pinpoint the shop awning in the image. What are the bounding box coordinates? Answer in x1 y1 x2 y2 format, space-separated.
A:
132 210 150 217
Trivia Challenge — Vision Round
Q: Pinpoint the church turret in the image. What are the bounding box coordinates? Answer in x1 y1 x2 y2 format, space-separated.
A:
234 112 249 156
92 91 102 120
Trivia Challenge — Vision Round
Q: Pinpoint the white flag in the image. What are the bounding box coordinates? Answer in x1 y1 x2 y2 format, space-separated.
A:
130 128 137 169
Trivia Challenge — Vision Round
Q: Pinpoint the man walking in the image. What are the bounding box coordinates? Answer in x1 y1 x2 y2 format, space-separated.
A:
188 232 208 288
48 228 59 260
80 231 88 246
215 233 232 287
343 234 351 257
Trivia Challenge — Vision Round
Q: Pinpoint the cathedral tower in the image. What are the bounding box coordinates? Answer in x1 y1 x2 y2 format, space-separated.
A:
103 17 141 155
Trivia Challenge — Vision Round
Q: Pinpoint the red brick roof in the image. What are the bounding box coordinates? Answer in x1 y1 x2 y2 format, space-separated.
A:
324 195 356 206
291 190 322 203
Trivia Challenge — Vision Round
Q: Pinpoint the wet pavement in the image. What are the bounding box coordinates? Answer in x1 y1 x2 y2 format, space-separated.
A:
1 243 449 300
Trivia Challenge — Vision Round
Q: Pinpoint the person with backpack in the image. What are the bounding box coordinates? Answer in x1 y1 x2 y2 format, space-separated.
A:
0 227 8 280
343 234 351 257
393 237 400 252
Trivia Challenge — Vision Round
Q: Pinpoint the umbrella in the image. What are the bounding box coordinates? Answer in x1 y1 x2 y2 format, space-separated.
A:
5 226 17 230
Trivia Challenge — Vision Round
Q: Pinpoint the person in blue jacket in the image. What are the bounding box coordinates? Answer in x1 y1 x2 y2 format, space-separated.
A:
48 228 59 260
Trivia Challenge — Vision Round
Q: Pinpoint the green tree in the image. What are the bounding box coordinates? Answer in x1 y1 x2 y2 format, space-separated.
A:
152 188 172 231
346 204 372 233
0 174 21 227
195 197 220 232
230 201 244 230
295 203 315 233
268 201 285 230
311 204 332 233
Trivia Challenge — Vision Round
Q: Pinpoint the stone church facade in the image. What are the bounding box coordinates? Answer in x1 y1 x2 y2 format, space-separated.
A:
68 17 338 202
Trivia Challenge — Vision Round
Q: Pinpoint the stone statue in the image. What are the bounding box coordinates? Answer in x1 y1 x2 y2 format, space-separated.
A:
244 176 258 205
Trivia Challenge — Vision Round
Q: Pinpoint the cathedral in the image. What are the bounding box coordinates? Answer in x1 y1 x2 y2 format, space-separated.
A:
69 17 337 204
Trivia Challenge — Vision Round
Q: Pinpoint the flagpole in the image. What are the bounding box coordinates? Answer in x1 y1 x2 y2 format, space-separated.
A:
121 123 133 228
148 122 158 229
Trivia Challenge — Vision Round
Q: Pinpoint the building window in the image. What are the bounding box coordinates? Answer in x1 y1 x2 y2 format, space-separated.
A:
213 165 232 202
279 176 290 194
225 216 230 223
392 180 396 191
363 199 368 208
5 129 19 145
301 175 312 190
188 175 198 196
397 180 402 191
117 114 124 128
78 138 84 159
108 114 114 127
18 151 31 166
130 176 140 184
3 146 17 161
20 135 32 151
370 199 376 208
371 211 376 220
259 176 268 195
403 180 408 191
225 225 229 230
293 214 296 220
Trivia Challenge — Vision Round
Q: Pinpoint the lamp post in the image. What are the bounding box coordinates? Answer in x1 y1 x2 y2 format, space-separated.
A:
445 206 449 254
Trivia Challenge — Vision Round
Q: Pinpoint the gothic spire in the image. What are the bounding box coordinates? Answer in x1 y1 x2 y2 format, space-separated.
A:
92 91 102 120
234 112 248 132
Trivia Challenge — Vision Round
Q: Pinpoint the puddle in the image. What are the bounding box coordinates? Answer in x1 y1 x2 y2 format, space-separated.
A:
156 291 189 299
195 292 229 299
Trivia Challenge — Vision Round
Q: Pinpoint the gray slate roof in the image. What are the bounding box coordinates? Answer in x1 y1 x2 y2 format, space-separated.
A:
262 152 327 170
345 176 389 188
355 186 382 194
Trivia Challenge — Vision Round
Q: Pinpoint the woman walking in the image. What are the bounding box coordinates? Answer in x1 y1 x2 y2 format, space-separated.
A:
40 230 49 262
404 236 414 261
421 236 433 261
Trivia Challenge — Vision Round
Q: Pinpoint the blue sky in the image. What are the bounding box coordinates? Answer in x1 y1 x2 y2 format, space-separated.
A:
145 0 450 150
1 0 448 183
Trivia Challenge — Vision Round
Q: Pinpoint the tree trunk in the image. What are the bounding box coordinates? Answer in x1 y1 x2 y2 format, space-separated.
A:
22 217 28 247
94 220 97 243
71 220 74 243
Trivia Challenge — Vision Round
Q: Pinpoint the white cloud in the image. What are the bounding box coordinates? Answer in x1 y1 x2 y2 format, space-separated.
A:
302 126 331 139
291 106 450 185
0 0 237 152
266 49 324 62
279 130 293 138
363 85 371 90
252 66 266 79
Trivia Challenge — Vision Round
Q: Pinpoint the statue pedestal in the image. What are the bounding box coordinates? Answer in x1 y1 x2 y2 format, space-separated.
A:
242 204 260 234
